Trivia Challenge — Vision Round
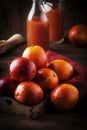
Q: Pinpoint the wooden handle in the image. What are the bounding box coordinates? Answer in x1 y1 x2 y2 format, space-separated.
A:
0 34 24 55
6 34 23 45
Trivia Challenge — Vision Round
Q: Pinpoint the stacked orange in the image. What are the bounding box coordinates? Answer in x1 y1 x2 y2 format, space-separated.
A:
0 45 79 111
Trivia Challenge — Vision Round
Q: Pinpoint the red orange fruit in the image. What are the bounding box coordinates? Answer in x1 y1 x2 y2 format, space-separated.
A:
50 83 79 111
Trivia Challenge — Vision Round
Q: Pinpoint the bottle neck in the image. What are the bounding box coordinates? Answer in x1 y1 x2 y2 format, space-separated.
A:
42 0 64 12
33 0 42 16
28 0 48 21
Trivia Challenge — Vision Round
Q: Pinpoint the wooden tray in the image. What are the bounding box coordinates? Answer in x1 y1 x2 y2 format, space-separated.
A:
0 94 49 119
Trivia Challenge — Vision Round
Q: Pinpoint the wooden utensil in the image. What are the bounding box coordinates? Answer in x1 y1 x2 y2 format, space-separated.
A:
0 34 23 55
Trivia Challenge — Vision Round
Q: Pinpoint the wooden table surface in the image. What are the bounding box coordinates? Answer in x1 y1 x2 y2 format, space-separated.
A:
0 40 87 130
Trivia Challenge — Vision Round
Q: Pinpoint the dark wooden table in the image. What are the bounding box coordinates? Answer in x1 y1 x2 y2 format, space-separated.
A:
0 40 87 130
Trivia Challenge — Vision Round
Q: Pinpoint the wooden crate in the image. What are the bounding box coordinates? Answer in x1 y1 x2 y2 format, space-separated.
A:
0 94 49 119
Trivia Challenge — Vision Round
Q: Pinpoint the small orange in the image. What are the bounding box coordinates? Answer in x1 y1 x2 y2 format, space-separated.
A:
68 24 87 46
48 59 74 83
34 68 59 92
14 81 43 106
50 83 79 111
9 57 37 82
22 45 48 69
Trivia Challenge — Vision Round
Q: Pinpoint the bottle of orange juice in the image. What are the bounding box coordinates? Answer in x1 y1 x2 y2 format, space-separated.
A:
42 0 65 44
27 0 49 50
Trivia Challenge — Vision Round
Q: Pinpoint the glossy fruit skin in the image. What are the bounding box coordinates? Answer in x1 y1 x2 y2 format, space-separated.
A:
48 59 74 83
14 81 43 106
68 24 87 46
50 83 79 111
34 68 59 92
0 77 18 97
9 57 36 82
22 45 48 69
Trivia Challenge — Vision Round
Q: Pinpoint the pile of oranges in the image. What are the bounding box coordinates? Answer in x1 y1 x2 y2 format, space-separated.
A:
0 45 79 111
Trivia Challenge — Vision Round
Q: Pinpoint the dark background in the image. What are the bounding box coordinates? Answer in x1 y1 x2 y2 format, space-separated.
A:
0 0 87 40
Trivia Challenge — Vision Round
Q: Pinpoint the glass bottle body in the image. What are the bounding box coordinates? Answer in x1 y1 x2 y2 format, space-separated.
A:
43 0 65 44
27 0 49 50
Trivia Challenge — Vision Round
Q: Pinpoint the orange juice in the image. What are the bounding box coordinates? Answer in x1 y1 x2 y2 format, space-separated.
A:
27 17 49 50
47 7 64 43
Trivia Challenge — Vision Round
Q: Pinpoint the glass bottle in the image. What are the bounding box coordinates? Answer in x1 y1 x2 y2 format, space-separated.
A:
42 0 65 44
27 0 49 50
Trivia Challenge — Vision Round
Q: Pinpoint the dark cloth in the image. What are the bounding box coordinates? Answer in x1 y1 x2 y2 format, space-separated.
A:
46 50 87 102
